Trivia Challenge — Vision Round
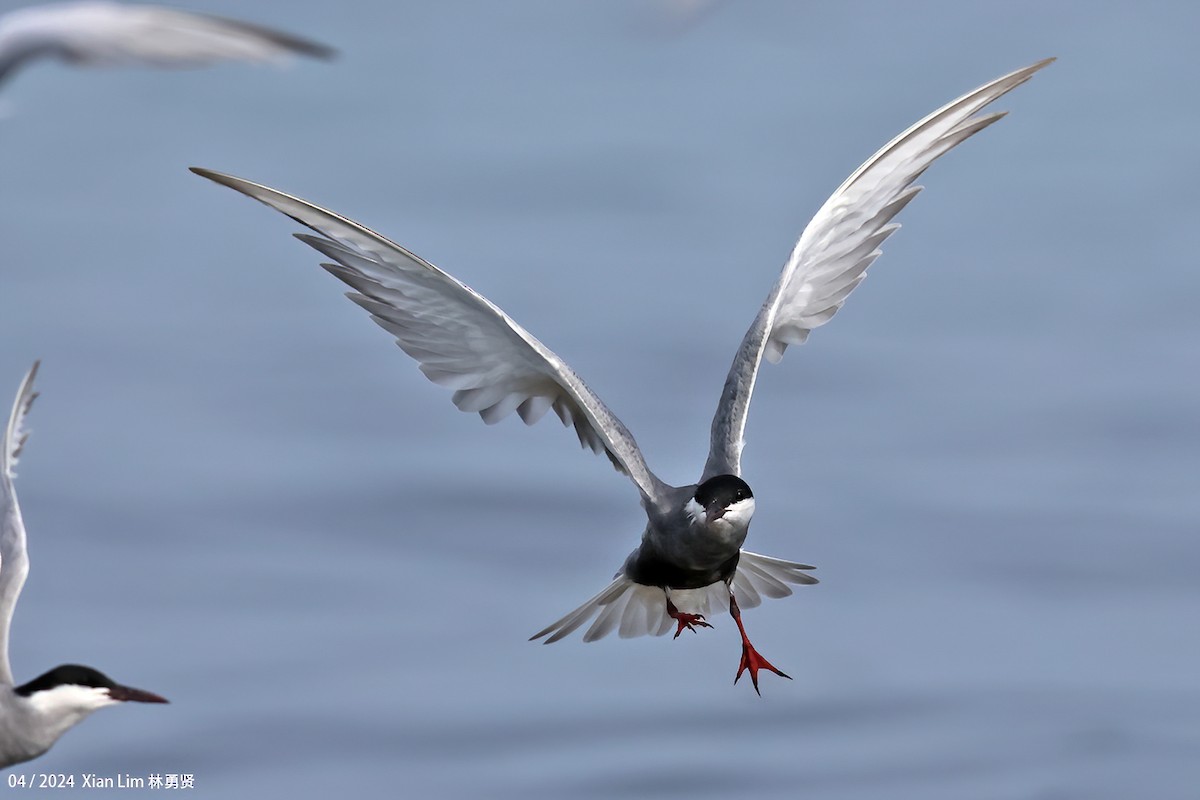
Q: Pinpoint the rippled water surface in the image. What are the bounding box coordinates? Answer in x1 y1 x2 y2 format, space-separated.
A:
1 1 1196 797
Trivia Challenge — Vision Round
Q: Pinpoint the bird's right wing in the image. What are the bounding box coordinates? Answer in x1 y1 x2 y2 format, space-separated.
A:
0 363 39 686
703 59 1053 480
0 1 333 87
192 169 672 509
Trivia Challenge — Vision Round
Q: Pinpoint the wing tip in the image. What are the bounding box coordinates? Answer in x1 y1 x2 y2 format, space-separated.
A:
189 166 267 199
190 166 266 201
5 360 41 476
188 165 224 182
994 57 1056 89
208 12 339 61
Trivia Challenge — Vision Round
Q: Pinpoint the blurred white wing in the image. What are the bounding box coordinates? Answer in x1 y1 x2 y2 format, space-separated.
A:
0 363 39 686
703 58 1054 480
192 169 672 508
0 1 332 86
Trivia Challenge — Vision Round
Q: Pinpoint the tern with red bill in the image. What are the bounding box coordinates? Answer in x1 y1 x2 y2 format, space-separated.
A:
0 364 167 768
192 58 1051 693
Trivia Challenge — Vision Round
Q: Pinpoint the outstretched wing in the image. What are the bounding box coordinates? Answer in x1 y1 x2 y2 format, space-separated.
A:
0 1 332 87
703 58 1054 480
0 363 39 686
192 169 672 508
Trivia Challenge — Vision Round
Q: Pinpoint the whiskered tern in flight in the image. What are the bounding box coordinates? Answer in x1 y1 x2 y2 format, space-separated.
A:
192 58 1052 693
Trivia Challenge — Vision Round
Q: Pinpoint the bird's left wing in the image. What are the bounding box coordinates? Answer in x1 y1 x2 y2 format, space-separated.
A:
192 169 672 509
703 58 1053 480
0 362 39 686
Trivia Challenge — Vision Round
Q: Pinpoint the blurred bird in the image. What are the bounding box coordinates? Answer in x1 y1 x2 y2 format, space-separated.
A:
192 58 1052 693
0 363 166 768
0 1 332 89
641 0 723 35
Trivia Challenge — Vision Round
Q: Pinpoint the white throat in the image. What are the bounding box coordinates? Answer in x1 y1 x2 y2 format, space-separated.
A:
723 496 755 527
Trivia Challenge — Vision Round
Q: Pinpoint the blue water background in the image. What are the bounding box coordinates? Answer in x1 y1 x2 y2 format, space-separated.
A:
0 1 1196 797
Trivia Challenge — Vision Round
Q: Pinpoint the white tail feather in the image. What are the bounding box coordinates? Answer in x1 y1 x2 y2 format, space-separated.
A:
529 577 673 644
530 549 817 643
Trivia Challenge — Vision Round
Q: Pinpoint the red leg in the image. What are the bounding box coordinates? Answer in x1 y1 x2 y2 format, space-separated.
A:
666 597 712 639
730 592 790 695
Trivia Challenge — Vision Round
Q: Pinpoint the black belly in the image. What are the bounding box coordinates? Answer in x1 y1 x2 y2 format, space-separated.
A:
625 549 741 590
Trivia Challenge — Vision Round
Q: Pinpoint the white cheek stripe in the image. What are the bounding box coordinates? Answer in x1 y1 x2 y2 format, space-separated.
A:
724 497 756 524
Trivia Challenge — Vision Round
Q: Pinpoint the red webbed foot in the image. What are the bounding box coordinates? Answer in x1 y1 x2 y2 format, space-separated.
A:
735 641 791 696
666 598 713 639
728 591 791 695
671 611 712 638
